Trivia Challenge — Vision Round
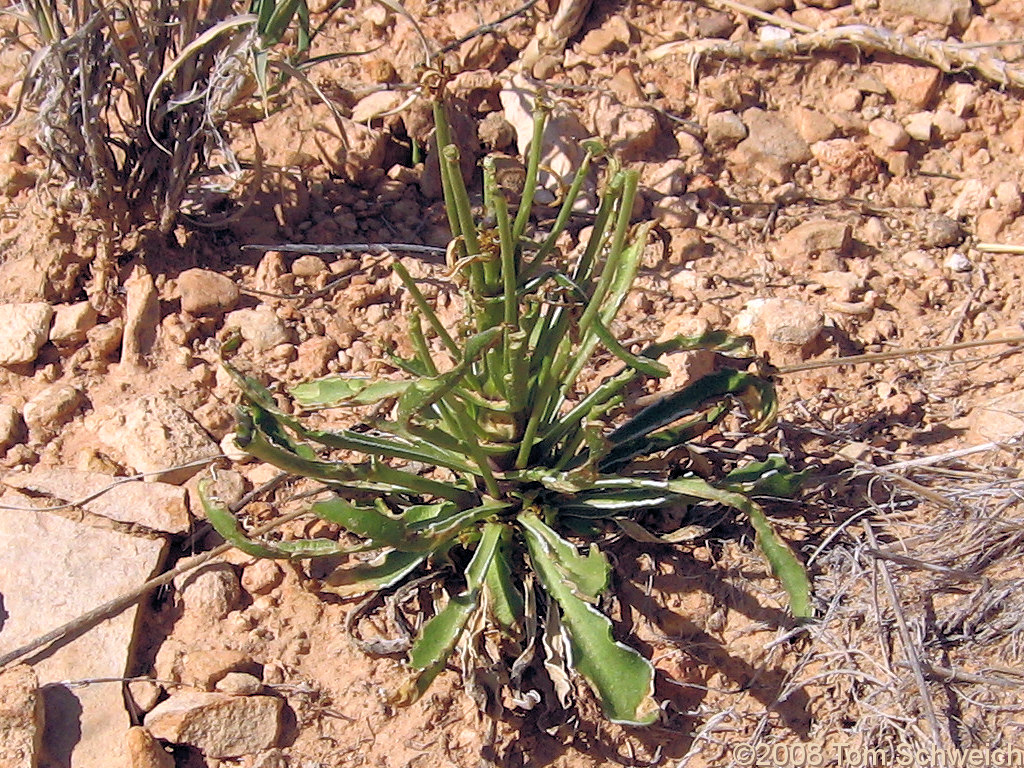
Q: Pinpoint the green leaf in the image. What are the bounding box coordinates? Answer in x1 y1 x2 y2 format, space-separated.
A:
290 376 412 407
484 528 525 633
723 455 811 498
521 511 659 725
322 549 428 598
518 511 608 600
396 523 503 704
312 497 408 547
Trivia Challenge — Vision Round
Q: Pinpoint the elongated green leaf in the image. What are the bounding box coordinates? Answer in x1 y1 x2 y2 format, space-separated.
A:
608 370 775 446
290 376 412 407
521 511 659 725
312 497 408 547
599 404 728 472
518 511 608 599
484 527 525 633
322 549 427 597
396 523 504 704
723 455 811 498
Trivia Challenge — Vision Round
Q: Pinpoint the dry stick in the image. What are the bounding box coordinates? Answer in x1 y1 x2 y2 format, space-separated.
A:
976 243 1024 254
861 520 945 745
773 334 1024 375
0 473 291 671
649 25 1024 92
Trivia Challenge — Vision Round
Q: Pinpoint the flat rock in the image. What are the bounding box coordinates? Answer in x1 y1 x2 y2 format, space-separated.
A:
89 395 219 484
0 303 52 366
178 269 240 316
0 493 167 768
776 220 852 269
2 467 189 533
0 665 43 768
144 692 283 758
880 0 972 28
730 109 810 183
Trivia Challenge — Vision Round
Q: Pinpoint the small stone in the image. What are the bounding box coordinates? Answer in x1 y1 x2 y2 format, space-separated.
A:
215 673 264 696
0 404 25 452
89 395 219 484
994 181 1022 214
944 252 972 272
293 336 340 379
144 692 283 758
831 87 863 113
22 384 80 437
880 0 972 27
349 91 402 123
643 158 687 197
0 302 52 366
791 107 836 144
730 108 811 183
579 15 631 55
86 319 123 360
668 229 709 265
125 726 175 768
734 298 825 363
932 109 967 140
776 220 852 268
0 665 42 768
49 302 98 346
904 112 934 142
651 196 698 229
175 561 241 620
590 94 661 161
121 266 160 368
901 249 939 271
241 560 284 596
127 681 163 713
224 308 292 352
178 269 240 316
0 162 36 197
179 649 254 691
923 215 963 247
291 255 327 277
975 208 1011 243
811 139 878 184
880 62 941 109
868 118 910 150
478 112 515 151
705 110 748 148
947 82 979 117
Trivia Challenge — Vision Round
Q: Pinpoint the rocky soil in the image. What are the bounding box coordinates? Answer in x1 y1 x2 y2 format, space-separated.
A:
2 0 1024 766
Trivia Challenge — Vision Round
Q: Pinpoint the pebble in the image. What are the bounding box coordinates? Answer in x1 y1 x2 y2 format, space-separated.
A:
174 561 241 620
730 108 811 183
901 249 939 271
579 15 631 55
932 109 967 140
0 665 41 768
125 726 175 768
651 196 697 229
880 0 972 27
477 112 515 151
734 298 825 362
86 319 124 361
215 672 264 696
349 91 403 123
224 308 293 352
994 180 1022 214
0 404 24 451
178 269 240 316
242 559 284 596
705 110 748 148
144 692 283 758
590 95 661 161
923 215 963 247
291 255 327 277
49 302 98 346
868 119 910 150
880 62 941 108
294 336 340 379
791 107 836 144
88 395 219 484
904 112 934 142
668 229 709 265
776 219 852 267
944 252 972 272
0 302 53 366
22 384 80 438
180 649 254 690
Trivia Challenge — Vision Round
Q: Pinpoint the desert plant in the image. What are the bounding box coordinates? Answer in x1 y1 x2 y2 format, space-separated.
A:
202 90 811 725
4 0 326 232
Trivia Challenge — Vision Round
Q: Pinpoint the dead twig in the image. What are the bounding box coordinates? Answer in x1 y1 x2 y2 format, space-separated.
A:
650 24 1024 92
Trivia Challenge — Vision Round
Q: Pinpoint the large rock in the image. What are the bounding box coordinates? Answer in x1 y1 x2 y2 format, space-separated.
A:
1 467 189 533
144 692 283 758
125 727 174 768
0 665 43 768
49 302 98 346
177 269 240 316
730 109 810 183
0 303 52 366
967 390 1024 443
0 493 167 768
89 395 219 484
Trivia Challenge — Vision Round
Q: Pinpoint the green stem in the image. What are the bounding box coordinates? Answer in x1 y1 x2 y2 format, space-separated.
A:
512 107 548 245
